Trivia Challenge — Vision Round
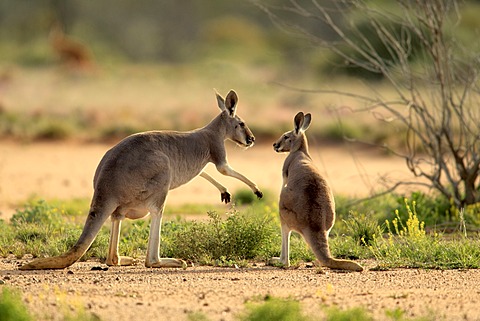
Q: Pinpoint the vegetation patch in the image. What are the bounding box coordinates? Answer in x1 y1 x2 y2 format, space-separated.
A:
236 296 436 321
1 195 479 270
0 287 33 321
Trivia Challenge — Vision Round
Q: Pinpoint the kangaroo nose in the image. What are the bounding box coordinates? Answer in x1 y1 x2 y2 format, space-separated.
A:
247 136 255 145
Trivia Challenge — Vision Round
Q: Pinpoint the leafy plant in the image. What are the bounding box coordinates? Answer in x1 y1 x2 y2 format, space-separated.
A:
343 211 384 246
0 287 33 321
369 199 480 269
234 189 257 205
239 297 308 321
187 312 211 321
0 287 101 321
2 197 479 270
5 199 108 260
239 296 435 321
161 206 279 264
11 199 64 228
393 192 452 228
233 188 274 206
324 306 373 321
0 220 15 256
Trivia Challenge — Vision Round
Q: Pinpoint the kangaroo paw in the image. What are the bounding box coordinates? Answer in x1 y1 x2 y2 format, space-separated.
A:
221 192 231 203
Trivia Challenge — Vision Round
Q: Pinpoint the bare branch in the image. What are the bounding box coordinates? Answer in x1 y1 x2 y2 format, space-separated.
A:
258 0 480 205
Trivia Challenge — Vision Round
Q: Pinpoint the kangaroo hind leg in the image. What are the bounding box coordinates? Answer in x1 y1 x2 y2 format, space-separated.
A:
105 212 136 266
269 221 292 267
145 198 186 268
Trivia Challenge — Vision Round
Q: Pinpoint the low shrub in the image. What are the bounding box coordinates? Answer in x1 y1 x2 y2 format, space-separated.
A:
2 197 479 270
343 211 384 246
161 206 279 264
11 200 64 228
369 199 480 269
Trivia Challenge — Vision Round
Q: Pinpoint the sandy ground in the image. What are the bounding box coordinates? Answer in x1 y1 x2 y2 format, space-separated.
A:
1 258 480 321
0 140 418 219
2 141 476 321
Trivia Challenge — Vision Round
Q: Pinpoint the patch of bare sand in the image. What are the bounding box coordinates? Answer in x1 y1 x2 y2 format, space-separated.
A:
0 140 419 220
1 258 479 321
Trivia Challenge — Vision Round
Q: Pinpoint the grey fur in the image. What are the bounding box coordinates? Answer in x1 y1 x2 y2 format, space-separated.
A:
20 90 263 270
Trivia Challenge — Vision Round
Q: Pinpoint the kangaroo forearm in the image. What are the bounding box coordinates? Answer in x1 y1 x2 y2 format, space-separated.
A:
200 171 231 203
217 164 259 191
199 171 227 193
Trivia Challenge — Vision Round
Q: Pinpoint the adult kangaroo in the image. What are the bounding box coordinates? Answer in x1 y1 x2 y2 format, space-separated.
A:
20 90 263 270
271 112 363 271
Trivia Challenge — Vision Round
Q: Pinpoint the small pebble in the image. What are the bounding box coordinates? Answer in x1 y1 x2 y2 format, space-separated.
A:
91 266 109 271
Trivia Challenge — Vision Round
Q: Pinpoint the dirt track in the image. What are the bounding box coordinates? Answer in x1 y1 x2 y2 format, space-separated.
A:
1 258 480 321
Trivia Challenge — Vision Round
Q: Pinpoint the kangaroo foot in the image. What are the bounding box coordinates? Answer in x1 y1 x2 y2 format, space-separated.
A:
145 258 187 269
267 257 289 267
106 256 136 266
321 259 364 272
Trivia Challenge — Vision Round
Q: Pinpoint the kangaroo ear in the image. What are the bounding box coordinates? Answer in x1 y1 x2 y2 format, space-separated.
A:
215 89 226 111
294 112 305 135
302 113 312 132
224 90 238 117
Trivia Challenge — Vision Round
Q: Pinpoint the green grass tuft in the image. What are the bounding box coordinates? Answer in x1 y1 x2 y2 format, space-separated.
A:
239 297 308 321
0 287 33 321
1 196 479 270
239 297 437 321
324 306 373 321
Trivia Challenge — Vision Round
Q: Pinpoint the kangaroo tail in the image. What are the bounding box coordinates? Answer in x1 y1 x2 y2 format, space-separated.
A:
19 206 112 270
303 230 363 272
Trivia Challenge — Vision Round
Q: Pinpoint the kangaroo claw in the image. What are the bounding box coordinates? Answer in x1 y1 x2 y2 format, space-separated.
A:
221 192 231 203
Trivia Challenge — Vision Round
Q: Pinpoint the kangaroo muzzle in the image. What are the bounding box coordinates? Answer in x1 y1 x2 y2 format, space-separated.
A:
273 142 282 152
246 135 255 146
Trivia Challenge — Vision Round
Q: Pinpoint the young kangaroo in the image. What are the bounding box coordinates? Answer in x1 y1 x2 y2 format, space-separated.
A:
49 22 94 70
20 90 263 270
271 112 363 271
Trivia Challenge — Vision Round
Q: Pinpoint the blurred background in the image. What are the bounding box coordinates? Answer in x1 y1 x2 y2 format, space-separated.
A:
0 0 480 143
0 0 316 142
0 1 321 69
1 0 480 231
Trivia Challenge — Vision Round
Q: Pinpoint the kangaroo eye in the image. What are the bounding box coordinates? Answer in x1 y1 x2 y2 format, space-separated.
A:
239 122 245 127
283 135 289 140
